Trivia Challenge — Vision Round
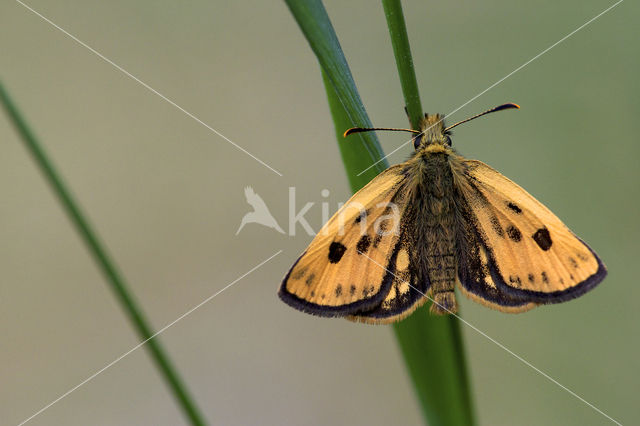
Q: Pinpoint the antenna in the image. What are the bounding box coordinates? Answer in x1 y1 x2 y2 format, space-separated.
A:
343 127 420 138
444 103 520 132
343 103 520 137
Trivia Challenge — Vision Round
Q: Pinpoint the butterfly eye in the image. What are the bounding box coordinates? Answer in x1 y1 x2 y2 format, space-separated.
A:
413 135 422 150
445 136 452 146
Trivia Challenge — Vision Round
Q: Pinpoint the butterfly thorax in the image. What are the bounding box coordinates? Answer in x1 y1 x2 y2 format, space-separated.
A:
403 114 460 314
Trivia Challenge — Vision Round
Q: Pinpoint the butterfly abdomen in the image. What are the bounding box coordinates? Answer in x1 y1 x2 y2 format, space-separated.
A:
408 152 459 314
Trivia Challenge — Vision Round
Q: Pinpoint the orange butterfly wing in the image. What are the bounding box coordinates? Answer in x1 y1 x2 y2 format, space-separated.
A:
279 165 411 317
456 159 606 304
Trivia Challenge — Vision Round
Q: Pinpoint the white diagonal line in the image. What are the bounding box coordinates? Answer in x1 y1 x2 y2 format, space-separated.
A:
15 0 283 177
357 0 624 177
17 250 283 426
359 251 622 426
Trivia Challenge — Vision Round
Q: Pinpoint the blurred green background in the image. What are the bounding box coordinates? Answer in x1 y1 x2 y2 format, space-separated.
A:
1 1 637 425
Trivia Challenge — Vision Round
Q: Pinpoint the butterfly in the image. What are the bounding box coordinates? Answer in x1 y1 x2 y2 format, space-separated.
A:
279 104 607 324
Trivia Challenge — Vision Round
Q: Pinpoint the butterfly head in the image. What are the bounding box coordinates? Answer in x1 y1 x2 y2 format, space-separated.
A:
413 114 451 150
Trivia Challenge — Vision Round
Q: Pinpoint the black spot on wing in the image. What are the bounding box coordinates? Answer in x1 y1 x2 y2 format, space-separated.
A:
335 284 342 297
362 285 375 297
506 202 522 213
373 234 383 248
528 273 535 283
490 216 504 237
349 285 356 295
532 227 552 251
576 252 590 262
541 271 549 284
328 242 347 263
354 209 370 224
506 225 522 242
291 267 306 280
305 273 315 286
356 235 372 254
569 257 578 268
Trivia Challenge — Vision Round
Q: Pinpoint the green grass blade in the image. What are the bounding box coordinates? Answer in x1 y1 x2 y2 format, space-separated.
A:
0 81 207 426
321 70 387 186
288 1 475 425
382 2 475 425
393 311 475 426
382 0 424 130
285 0 387 185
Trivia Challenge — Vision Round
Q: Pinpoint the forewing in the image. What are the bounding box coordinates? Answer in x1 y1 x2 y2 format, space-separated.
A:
279 165 410 316
456 159 606 303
